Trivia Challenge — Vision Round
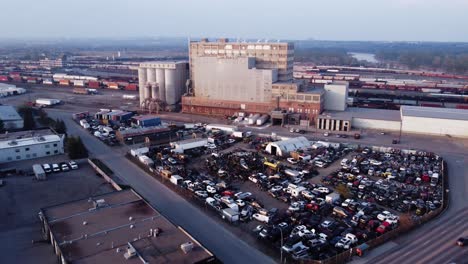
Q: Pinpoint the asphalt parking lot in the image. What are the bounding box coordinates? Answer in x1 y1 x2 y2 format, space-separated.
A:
0 157 114 264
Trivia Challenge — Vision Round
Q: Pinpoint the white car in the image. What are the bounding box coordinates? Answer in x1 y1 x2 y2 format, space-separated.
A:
68 161 78 170
236 199 246 207
336 233 358 249
341 199 354 208
220 196 235 204
167 157 177 164
287 158 299 164
227 138 236 144
270 185 283 192
324 132 329 137
301 190 315 200
235 192 252 200
206 185 217 194
377 211 393 221
314 187 330 194
195 190 208 198
370 160 382 166
252 213 269 223
288 202 302 211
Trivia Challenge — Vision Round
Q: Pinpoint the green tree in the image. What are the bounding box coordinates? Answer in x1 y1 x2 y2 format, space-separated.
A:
54 119 67 135
18 106 36 130
66 136 88 159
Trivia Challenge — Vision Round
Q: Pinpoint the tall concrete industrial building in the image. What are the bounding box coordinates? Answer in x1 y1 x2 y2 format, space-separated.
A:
182 38 324 122
138 61 189 111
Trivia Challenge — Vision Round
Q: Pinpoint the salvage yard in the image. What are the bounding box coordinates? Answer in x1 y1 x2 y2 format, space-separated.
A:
126 124 446 263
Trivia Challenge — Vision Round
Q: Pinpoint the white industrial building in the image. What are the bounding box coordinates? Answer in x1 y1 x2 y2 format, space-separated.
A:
265 136 311 156
0 130 65 163
317 108 401 132
0 105 24 129
323 82 348 111
400 106 468 137
191 56 278 103
170 138 208 153
138 61 189 110
0 83 26 97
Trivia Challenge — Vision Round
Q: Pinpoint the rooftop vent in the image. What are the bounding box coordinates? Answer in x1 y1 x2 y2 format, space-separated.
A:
180 241 194 254
93 199 107 209
38 136 46 142
8 140 18 146
124 245 137 259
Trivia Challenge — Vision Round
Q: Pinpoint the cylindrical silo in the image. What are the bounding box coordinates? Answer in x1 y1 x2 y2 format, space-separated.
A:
147 68 156 84
151 84 158 100
165 69 177 105
144 83 152 100
156 69 166 102
138 68 147 105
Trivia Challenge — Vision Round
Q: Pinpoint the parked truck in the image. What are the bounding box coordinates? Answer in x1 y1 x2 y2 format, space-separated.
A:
73 88 90 95
256 114 269 126
35 98 61 107
33 164 46 180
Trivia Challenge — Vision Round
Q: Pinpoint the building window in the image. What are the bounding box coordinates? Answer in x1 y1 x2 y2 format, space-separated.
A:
16 156 21 160
46 151 50 155
26 154 31 158
25 148 30 151
45 144 50 148
53 143 57 147
7 157 12 161
15 149 20 153
54 150 58 154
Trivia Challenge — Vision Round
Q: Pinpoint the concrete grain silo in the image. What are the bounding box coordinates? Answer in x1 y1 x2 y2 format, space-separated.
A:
156 68 166 101
138 61 188 111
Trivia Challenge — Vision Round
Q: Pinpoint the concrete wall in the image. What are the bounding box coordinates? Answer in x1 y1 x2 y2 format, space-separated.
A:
192 57 277 102
352 118 401 131
402 116 468 137
324 83 348 111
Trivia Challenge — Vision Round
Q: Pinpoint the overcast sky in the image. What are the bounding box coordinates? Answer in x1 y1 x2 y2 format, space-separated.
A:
2 0 468 42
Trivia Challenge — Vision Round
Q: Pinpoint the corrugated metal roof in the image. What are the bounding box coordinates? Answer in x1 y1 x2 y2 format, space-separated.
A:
0 105 22 121
401 106 468 121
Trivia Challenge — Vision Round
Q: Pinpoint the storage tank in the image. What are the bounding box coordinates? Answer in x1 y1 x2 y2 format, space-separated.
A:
151 83 159 100
147 68 156 84
165 69 177 105
138 68 147 104
156 69 166 101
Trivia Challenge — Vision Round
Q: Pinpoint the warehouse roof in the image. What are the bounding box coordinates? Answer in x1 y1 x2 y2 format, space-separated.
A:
132 115 160 121
267 136 311 153
401 106 468 121
320 107 401 122
0 105 22 121
41 189 214 264
0 130 62 149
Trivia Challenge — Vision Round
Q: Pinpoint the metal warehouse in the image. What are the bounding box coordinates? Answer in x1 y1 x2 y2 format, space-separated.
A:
0 105 24 129
39 189 215 264
400 106 468 137
265 136 311 156
0 129 64 163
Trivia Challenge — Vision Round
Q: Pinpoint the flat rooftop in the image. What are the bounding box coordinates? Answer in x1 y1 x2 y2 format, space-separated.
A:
41 189 214 264
0 129 61 149
0 105 22 121
320 107 401 122
401 105 468 121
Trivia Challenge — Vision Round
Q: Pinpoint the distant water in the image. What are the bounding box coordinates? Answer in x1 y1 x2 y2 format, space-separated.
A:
348 52 378 63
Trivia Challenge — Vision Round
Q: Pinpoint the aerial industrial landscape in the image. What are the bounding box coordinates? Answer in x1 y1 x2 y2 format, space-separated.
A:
0 1 467 264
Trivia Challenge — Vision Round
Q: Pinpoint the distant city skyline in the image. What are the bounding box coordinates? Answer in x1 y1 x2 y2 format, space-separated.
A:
2 0 468 42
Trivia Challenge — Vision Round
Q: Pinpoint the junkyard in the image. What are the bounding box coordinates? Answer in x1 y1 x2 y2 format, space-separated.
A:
118 122 446 263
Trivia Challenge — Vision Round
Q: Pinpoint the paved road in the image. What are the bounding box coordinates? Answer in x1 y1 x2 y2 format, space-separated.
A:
48 108 468 264
47 109 275 264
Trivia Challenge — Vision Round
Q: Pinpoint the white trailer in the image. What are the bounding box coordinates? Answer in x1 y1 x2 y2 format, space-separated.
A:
248 114 261 125
184 123 195 129
33 164 46 180
170 175 184 185
326 192 341 204
130 147 149 157
123 94 137 100
170 138 208 153
256 114 269 126
35 98 61 106
205 124 238 134
138 155 154 166
232 131 245 138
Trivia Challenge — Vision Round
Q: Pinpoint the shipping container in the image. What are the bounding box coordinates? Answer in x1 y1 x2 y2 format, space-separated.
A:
36 98 61 106
88 81 101 88
59 79 70 86
73 80 85 87
125 84 138 91
73 88 89 94
107 82 119 89
0 75 9 81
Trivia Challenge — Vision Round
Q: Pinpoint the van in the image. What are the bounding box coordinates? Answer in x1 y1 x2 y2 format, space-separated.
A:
315 161 326 168
333 206 349 218
341 159 348 166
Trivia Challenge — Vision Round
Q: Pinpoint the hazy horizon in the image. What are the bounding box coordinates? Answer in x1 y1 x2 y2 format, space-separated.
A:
2 0 468 42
